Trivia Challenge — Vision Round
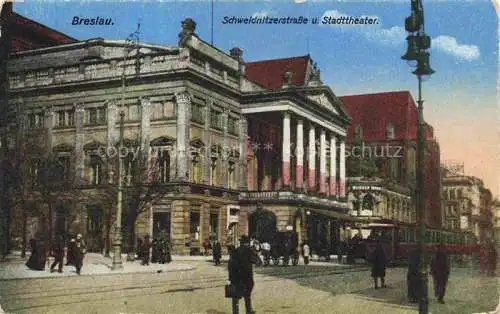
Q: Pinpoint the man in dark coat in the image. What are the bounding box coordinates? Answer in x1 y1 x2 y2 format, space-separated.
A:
50 235 65 273
228 235 258 314
74 234 86 275
371 242 387 289
407 248 422 303
213 240 222 266
430 244 450 304
26 238 44 271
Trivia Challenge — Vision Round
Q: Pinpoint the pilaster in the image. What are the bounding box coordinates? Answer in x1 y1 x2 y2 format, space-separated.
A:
107 101 118 183
340 139 346 197
200 202 210 243
74 103 85 185
238 116 248 190
171 200 190 255
221 109 229 188
44 107 55 155
319 129 327 194
202 105 211 185
175 92 191 181
140 97 151 163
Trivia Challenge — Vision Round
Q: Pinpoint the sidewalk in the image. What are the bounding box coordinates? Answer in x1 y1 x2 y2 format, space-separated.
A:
0 252 195 280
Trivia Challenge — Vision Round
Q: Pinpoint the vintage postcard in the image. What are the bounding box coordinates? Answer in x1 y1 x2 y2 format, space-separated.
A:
0 0 498 313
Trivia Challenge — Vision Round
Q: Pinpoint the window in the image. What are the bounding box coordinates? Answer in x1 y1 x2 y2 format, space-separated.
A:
158 149 171 183
228 161 236 189
190 153 202 183
29 158 42 185
210 157 217 185
209 213 219 240
90 155 104 185
191 104 204 124
88 108 97 125
190 211 200 241
55 155 71 181
210 111 221 130
28 114 36 128
98 107 107 124
164 102 175 118
36 112 44 128
87 206 102 234
228 116 238 135
57 111 65 127
386 123 395 139
128 104 139 121
67 110 75 126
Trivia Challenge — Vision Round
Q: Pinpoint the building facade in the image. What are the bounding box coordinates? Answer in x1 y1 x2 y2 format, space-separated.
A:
441 165 494 244
339 91 441 230
2 15 352 255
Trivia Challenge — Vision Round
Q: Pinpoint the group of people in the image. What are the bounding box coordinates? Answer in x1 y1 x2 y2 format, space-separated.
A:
26 234 86 275
369 241 451 304
137 235 173 265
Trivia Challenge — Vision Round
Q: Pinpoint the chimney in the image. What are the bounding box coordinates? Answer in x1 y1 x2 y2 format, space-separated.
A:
230 47 243 63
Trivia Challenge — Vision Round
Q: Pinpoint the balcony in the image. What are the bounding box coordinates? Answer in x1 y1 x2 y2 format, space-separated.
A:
239 189 348 210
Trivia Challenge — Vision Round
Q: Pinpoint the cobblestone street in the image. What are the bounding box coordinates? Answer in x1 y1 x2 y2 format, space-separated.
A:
0 261 497 314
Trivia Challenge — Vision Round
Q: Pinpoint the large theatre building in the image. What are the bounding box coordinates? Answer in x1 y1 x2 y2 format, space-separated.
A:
2 12 353 255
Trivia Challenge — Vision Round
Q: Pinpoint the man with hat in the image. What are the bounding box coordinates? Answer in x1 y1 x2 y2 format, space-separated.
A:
228 235 258 314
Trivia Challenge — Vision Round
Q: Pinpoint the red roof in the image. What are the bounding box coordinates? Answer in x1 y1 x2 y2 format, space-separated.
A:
245 55 310 90
339 91 436 142
1 4 77 54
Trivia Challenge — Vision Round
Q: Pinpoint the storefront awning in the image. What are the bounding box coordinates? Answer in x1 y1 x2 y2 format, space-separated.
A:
308 208 361 222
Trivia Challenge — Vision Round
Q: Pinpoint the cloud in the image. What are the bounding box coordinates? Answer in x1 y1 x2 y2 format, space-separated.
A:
432 35 480 61
320 10 481 61
252 11 270 18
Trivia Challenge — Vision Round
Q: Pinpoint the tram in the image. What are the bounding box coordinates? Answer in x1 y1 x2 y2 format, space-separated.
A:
358 222 479 265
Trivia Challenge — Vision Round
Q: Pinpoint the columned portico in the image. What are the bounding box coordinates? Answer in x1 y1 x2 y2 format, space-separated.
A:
319 130 327 194
330 136 337 196
308 125 316 191
296 119 304 191
282 111 291 188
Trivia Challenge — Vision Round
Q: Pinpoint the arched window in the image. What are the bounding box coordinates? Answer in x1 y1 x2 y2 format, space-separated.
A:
158 149 171 183
386 123 395 139
362 194 375 211
190 138 204 183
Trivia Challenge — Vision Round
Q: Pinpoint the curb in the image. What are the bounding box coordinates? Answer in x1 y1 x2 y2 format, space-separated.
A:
0 264 196 281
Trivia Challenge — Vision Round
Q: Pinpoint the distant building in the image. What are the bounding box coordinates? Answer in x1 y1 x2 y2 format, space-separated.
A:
339 91 442 231
1 8 353 255
441 167 494 244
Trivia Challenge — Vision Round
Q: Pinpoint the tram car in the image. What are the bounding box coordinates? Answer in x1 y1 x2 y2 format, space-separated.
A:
359 222 479 266
270 231 299 266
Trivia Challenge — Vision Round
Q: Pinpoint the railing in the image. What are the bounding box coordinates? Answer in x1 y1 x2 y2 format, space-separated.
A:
240 190 349 208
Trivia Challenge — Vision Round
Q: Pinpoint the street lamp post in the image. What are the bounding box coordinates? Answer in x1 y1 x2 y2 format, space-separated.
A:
402 0 435 313
111 25 141 270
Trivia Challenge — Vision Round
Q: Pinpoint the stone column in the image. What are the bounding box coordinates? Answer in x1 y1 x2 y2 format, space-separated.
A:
282 111 291 188
202 105 211 185
218 206 228 251
221 109 229 188
319 129 327 194
238 116 248 190
74 103 85 185
44 107 55 155
200 203 210 244
340 139 346 197
330 136 337 196
308 125 316 191
296 119 304 191
140 98 151 163
175 92 191 181
171 200 190 255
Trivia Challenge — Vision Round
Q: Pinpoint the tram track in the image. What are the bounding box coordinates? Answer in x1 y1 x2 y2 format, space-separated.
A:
1 265 369 312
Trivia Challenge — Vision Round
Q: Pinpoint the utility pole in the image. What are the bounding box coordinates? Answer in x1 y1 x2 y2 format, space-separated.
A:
111 111 125 270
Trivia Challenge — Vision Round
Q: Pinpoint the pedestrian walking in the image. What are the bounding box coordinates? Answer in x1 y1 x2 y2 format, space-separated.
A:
213 240 222 266
136 237 143 261
302 242 310 265
74 234 86 275
261 241 271 266
407 248 421 303
371 241 387 289
26 238 46 271
430 244 450 304
228 235 258 314
50 235 65 273
141 235 151 266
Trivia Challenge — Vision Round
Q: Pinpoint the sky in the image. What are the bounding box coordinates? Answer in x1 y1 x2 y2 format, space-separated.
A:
13 0 499 197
